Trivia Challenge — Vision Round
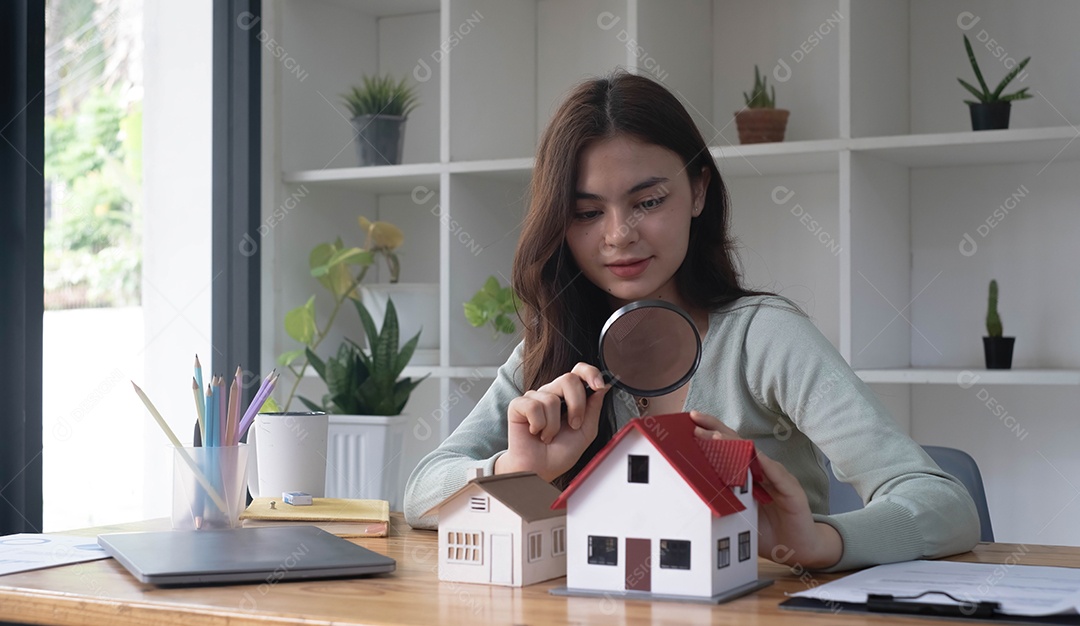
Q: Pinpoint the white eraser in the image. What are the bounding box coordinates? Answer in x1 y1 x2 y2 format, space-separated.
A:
283 491 313 506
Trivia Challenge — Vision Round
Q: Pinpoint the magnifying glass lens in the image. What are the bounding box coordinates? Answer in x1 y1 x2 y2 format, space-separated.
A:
600 302 701 397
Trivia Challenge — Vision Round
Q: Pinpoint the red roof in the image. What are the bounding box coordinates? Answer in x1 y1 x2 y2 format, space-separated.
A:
551 412 772 517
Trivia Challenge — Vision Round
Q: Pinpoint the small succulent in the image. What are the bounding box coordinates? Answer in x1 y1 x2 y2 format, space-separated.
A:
743 65 777 109
959 35 1031 104
299 298 426 416
986 279 1003 337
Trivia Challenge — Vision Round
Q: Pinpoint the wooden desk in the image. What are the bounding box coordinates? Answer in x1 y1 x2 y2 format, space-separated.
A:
0 515 1076 626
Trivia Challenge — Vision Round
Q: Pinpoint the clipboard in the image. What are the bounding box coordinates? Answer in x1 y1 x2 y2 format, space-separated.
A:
781 592 1080 625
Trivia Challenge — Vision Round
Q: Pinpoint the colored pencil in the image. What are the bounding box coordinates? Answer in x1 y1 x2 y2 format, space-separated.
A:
226 368 241 447
131 381 227 513
237 369 276 438
206 384 217 447
192 377 205 444
217 376 227 446
194 354 205 424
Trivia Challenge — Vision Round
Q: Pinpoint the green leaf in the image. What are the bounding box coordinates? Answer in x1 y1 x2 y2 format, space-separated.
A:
372 299 399 388
991 57 1030 100
277 348 305 366
353 299 379 351
483 275 500 296
957 78 987 103
261 396 282 413
463 301 485 327
494 314 516 336
284 296 317 344
963 35 990 98
305 346 326 380
394 330 422 375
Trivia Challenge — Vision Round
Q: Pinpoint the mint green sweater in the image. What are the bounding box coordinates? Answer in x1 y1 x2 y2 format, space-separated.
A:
404 295 980 571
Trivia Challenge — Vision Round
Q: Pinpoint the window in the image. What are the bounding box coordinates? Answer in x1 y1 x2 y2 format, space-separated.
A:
740 470 749 494
552 527 566 557
588 535 618 566
660 539 691 570
528 532 543 562
628 455 649 483
717 537 731 569
738 531 751 562
469 496 489 512
446 531 483 564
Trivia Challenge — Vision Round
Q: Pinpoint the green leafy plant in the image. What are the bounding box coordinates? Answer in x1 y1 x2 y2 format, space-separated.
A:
464 275 521 339
299 298 427 415
986 279 1003 337
959 35 1032 104
742 65 777 109
341 74 420 118
278 217 405 410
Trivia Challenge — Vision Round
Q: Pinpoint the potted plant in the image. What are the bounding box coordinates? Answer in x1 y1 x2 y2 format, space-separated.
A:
958 35 1031 131
463 275 521 340
342 74 420 166
299 298 428 506
277 216 404 412
983 279 1015 369
734 65 789 144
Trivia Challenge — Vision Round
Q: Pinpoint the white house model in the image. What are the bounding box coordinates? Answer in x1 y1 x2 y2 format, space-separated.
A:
551 412 773 603
422 470 566 587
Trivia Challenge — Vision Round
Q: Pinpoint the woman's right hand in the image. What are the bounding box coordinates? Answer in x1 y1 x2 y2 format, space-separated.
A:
495 363 611 482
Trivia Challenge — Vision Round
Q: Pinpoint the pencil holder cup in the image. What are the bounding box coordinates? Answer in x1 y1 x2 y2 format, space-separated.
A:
172 444 250 530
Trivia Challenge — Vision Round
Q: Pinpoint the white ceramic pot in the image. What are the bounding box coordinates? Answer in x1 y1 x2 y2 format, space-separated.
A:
325 414 409 509
360 283 439 351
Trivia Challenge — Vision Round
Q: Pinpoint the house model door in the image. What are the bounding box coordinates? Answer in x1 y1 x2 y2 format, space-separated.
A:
625 538 651 592
490 533 513 585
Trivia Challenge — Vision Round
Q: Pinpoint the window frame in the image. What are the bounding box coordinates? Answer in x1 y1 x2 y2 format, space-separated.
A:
588 535 618 566
659 539 691 570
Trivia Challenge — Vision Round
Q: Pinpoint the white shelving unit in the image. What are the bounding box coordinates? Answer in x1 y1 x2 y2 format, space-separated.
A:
261 0 1080 542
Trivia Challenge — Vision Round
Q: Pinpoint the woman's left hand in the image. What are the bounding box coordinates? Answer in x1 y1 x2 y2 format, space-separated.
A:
689 410 842 570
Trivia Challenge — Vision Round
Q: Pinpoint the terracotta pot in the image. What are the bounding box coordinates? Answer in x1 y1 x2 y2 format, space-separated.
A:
734 108 790 144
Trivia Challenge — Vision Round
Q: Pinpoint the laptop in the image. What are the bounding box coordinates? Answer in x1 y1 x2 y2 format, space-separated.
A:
97 525 395 585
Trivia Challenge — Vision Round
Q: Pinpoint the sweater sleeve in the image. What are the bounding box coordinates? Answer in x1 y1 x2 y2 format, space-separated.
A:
403 342 526 529
742 300 980 571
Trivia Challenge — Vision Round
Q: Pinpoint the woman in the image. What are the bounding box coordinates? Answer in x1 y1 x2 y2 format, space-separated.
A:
404 72 978 571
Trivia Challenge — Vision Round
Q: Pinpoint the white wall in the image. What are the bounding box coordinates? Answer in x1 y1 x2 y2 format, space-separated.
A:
141 0 213 519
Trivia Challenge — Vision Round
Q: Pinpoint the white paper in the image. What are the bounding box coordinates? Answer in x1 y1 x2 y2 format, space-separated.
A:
790 560 1080 617
0 533 111 576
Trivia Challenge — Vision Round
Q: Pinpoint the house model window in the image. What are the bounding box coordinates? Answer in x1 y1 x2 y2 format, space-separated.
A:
738 531 751 562
528 532 543 562
469 496 489 512
588 535 618 566
552 526 566 557
659 539 691 570
627 454 649 483
447 531 483 564
717 537 731 569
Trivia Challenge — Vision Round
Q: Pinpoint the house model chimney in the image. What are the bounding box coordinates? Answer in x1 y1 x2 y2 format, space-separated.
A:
465 467 484 482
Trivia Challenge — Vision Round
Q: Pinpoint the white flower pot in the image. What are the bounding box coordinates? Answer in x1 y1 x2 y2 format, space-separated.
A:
325 414 409 509
360 283 439 351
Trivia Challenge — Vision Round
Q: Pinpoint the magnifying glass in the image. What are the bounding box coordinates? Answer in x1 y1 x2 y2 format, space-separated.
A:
598 299 702 398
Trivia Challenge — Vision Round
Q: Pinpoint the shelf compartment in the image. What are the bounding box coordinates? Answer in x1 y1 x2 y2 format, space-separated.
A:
856 369 1080 386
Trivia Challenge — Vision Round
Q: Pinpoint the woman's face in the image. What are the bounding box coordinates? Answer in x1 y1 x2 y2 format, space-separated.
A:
566 134 708 310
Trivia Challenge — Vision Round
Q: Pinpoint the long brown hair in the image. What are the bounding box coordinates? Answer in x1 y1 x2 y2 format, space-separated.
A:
511 71 772 486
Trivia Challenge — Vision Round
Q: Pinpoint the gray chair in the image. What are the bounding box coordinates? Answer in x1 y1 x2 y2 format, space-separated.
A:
825 445 994 542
